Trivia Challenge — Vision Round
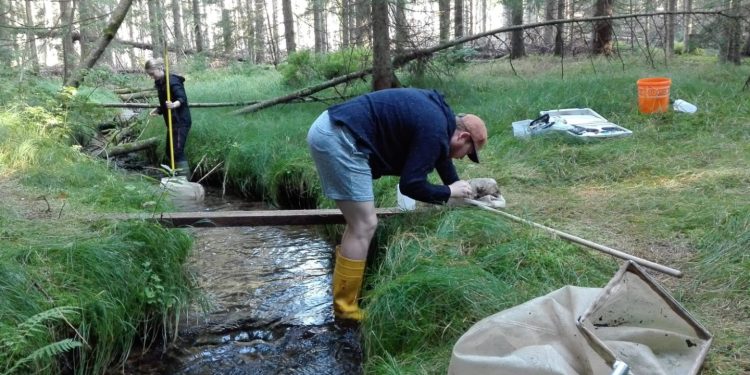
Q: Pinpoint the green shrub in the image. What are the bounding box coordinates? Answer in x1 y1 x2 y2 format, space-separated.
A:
318 47 371 79
279 50 318 86
279 48 371 86
674 42 685 55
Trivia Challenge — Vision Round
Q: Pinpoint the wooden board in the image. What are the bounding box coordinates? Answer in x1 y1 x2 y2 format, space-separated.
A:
123 208 404 227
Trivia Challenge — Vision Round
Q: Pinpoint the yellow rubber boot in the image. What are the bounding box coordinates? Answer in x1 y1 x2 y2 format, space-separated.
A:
333 246 365 321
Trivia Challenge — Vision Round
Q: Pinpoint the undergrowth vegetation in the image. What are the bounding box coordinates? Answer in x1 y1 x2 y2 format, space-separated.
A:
131 53 750 373
0 49 748 374
0 76 195 374
187 53 746 374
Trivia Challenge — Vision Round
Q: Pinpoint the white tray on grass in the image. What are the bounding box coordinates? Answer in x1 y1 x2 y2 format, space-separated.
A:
513 108 632 139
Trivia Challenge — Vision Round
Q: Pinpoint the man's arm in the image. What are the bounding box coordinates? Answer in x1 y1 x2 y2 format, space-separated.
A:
398 139 452 203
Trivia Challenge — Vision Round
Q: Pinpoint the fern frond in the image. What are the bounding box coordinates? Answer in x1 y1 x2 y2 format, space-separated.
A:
2 339 82 375
18 306 79 334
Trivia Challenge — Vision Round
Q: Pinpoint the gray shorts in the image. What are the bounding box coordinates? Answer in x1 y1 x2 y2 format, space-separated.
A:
307 111 373 202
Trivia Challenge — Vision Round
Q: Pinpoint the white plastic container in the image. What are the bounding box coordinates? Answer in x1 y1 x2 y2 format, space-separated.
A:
512 120 532 138
396 184 416 211
673 99 697 113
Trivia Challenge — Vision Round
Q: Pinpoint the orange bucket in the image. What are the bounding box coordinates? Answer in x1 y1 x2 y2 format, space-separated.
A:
637 77 671 114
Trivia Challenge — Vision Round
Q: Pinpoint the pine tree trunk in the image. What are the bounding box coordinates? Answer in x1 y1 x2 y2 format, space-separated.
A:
354 0 370 46
347 0 355 46
0 0 11 63
271 0 280 54
265 0 280 62
467 0 473 36
553 0 564 55
40 1 48 65
59 0 76 81
79 0 95 64
127 2 138 67
340 0 350 48
683 0 693 53
254 0 266 63
192 0 204 52
666 0 676 56
250 0 255 61
148 0 164 57
543 0 555 49
313 0 323 53
24 0 39 73
172 0 184 57
481 0 486 32
394 0 408 55
320 0 328 51
455 0 464 39
372 0 392 90
510 0 525 59
221 0 234 54
592 0 613 55
439 0 450 43
725 0 741 64
281 0 295 53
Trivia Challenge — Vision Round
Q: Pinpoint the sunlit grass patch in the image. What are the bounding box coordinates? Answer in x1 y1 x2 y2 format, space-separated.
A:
365 261 512 354
690 211 750 303
0 219 194 374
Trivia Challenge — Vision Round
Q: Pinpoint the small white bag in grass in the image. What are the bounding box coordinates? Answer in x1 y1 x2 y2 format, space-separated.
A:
160 176 205 210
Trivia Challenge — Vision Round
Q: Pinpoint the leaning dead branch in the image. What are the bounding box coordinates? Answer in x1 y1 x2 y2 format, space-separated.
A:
231 10 725 115
105 137 159 157
96 95 353 109
231 70 372 114
65 0 134 88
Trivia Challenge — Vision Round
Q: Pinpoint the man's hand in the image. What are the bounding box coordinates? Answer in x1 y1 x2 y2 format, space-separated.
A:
448 180 473 199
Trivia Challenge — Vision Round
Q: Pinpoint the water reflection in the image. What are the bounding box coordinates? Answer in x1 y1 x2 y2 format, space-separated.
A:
128 186 362 374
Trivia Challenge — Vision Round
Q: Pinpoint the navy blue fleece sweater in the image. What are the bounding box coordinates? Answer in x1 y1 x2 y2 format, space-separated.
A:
327 88 460 204
154 74 192 128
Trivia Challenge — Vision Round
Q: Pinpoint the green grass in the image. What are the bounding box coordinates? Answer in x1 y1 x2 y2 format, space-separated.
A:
0 76 195 374
128 53 748 373
1 51 748 374
0 218 194 374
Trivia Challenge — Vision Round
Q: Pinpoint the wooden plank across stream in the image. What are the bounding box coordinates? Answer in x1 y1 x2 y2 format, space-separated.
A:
123 208 404 227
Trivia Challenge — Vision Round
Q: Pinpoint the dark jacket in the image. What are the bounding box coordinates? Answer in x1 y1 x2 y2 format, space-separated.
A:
327 88 460 204
154 74 191 128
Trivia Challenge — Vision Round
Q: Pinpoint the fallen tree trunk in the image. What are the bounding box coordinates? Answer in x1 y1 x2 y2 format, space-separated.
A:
114 87 152 94
99 101 262 109
119 91 155 101
114 87 154 94
105 137 159 157
231 10 725 115
95 95 353 109
232 70 371 114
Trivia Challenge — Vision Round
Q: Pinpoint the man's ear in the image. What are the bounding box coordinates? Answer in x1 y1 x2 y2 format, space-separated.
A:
459 131 472 141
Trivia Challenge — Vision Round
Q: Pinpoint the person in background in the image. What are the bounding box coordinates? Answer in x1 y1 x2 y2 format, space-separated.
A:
145 58 192 177
307 88 488 321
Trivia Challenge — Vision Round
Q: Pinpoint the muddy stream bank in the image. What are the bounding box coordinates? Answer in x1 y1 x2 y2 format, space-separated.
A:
125 186 362 374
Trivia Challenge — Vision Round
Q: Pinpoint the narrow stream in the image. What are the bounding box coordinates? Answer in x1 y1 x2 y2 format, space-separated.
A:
126 186 362 374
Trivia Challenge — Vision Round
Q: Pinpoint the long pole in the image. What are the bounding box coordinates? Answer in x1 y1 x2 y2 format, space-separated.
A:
164 47 175 171
464 199 683 278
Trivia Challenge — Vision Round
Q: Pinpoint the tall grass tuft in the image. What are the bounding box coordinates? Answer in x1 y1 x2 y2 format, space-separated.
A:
0 219 194 374
691 211 749 303
0 73 195 374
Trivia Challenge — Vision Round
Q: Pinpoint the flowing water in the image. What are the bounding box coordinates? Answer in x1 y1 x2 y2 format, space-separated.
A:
125 187 362 374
